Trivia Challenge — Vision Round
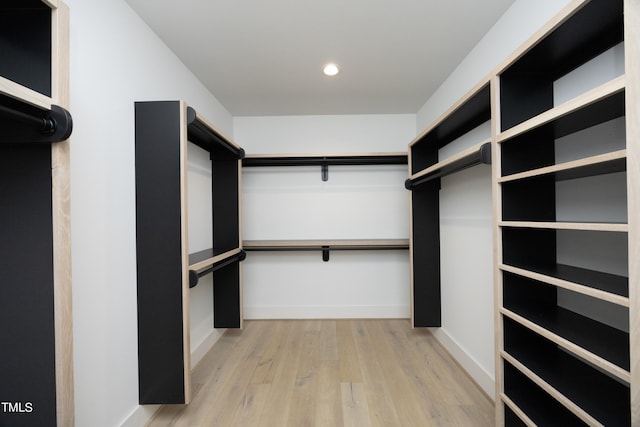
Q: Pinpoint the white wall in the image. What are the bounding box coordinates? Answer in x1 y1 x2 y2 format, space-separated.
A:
414 0 572 398
235 115 415 319
64 0 232 426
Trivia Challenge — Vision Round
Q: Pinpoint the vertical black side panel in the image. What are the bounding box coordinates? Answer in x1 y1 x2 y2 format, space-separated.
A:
212 262 241 328
0 144 56 427
411 180 441 327
212 157 239 251
135 101 186 404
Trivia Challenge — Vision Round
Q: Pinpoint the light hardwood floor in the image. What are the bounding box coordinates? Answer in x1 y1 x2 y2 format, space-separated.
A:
147 319 494 426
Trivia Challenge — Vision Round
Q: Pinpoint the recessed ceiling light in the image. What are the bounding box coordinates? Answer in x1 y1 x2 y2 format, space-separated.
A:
323 63 339 76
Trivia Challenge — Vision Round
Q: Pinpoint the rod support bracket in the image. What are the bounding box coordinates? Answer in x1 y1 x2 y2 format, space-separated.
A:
322 246 330 261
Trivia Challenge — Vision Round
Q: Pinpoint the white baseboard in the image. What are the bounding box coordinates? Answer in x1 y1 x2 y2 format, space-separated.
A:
429 327 495 400
119 324 225 427
243 305 410 319
119 404 161 427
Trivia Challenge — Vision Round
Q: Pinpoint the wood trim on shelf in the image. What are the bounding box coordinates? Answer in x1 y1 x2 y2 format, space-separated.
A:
500 393 536 427
498 150 627 183
243 152 408 166
0 76 52 110
243 239 409 251
626 0 640 421
498 221 629 232
188 247 244 271
500 264 629 307
50 2 73 426
191 109 241 152
408 76 492 148
179 102 191 404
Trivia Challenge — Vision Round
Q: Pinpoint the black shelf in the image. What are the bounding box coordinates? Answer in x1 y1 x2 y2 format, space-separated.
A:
504 317 630 426
243 153 407 182
501 152 626 183
503 263 628 299
500 0 623 130
503 272 630 371
243 239 409 262
410 83 490 174
500 88 625 176
503 362 590 426
0 1 52 97
502 172 626 223
243 153 407 167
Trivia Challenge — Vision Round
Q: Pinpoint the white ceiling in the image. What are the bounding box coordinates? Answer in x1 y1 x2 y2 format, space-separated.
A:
125 0 515 116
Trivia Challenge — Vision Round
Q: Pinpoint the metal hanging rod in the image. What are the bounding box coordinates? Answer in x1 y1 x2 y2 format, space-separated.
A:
0 103 73 143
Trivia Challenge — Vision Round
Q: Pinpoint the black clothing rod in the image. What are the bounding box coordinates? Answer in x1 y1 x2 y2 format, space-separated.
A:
405 142 491 190
0 103 55 132
189 250 246 288
0 103 73 143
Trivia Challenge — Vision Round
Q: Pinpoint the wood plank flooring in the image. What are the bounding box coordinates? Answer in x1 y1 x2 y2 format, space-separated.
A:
147 319 494 426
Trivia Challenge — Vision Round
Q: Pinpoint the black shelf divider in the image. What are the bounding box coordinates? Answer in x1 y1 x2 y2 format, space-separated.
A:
405 142 491 189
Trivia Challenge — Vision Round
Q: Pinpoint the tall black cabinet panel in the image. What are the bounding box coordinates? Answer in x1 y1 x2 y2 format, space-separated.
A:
0 1 74 426
135 101 245 404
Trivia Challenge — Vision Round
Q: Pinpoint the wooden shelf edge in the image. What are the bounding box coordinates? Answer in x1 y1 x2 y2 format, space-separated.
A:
499 221 629 232
497 76 626 143
243 239 409 251
0 76 52 110
500 308 631 383
188 247 242 271
501 351 604 427
243 152 408 167
499 150 627 183
500 264 629 307
191 109 241 151
500 393 536 427
408 77 492 147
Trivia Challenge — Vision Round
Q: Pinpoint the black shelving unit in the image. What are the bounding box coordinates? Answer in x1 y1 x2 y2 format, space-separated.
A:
494 0 637 424
135 101 245 405
0 2 73 426
406 80 492 327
